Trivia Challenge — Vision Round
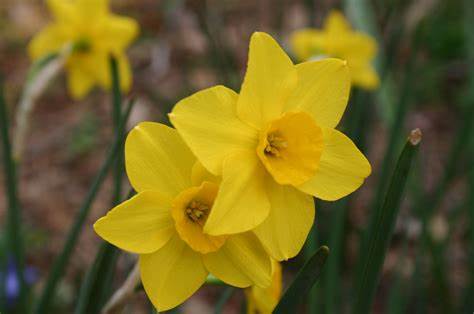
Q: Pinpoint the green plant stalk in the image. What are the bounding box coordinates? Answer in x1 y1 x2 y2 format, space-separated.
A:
0 82 27 312
274 246 329 314
324 199 348 314
33 100 135 314
110 56 124 206
324 90 370 314
214 286 234 314
353 129 421 314
465 147 474 312
304 222 319 314
75 190 135 314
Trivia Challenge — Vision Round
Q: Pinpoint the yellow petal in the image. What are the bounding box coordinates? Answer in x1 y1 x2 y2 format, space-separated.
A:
67 61 96 99
118 53 133 92
103 15 139 52
254 180 315 261
203 232 272 288
125 122 195 197
76 0 108 19
246 260 282 314
324 10 351 33
191 162 219 186
170 85 258 175
47 0 75 22
93 191 175 254
204 151 270 235
290 29 325 62
28 24 68 60
237 32 297 129
297 127 371 200
140 234 208 311
350 63 380 90
285 58 351 129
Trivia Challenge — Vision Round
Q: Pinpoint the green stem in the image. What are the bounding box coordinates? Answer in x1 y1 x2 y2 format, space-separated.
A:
305 222 319 314
0 81 27 312
274 246 329 314
353 129 421 314
110 56 124 206
75 190 135 314
33 100 135 314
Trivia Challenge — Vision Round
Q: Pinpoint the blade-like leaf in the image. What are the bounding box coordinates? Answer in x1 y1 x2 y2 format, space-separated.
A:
353 129 421 314
0 81 27 312
33 100 135 314
273 246 329 314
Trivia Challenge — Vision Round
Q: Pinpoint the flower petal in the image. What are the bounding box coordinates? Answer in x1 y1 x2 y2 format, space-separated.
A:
104 15 139 52
237 32 297 129
170 85 258 175
28 24 68 60
254 180 315 261
204 151 270 235
94 191 175 254
350 63 379 90
47 0 75 22
203 232 272 288
297 127 371 200
285 58 351 129
67 61 96 99
125 122 195 197
324 10 351 33
290 29 325 62
140 234 208 311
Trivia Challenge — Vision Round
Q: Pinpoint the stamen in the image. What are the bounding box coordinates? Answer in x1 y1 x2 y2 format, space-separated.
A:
185 200 210 224
264 132 288 157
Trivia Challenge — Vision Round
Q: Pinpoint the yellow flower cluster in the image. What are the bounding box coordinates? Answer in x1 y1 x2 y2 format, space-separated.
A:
291 10 380 90
94 32 371 311
29 2 374 311
28 0 138 99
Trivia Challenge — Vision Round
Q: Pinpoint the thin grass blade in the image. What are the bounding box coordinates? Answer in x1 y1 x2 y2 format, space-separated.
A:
273 246 329 314
33 100 135 314
353 129 421 314
0 81 27 312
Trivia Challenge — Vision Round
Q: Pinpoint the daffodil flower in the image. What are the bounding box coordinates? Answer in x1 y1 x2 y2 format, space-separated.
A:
93 122 272 311
28 0 139 99
291 10 379 90
170 32 371 261
245 260 282 314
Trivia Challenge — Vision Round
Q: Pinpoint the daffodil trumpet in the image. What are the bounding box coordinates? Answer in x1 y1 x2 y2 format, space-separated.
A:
94 122 272 311
170 31 372 261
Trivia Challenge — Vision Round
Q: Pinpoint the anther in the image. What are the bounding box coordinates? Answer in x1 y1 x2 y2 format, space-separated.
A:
264 132 288 157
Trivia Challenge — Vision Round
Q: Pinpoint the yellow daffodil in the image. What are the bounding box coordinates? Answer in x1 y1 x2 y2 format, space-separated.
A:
28 0 139 99
290 10 379 90
170 32 371 261
245 260 282 314
93 122 272 311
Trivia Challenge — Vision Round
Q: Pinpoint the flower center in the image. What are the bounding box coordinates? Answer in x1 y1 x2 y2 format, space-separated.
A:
172 181 227 253
257 111 324 186
264 132 288 157
73 38 92 53
185 200 209 224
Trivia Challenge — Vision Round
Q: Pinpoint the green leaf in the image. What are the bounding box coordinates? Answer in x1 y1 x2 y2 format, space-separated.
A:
353 129 421 314
33 100 135 314
0 81 27 313
273 246 329 314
